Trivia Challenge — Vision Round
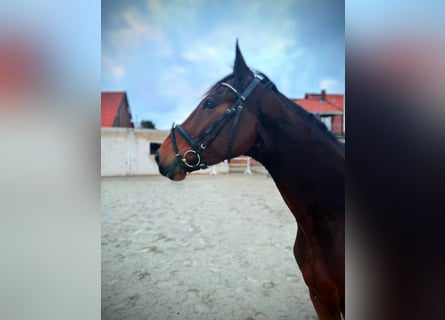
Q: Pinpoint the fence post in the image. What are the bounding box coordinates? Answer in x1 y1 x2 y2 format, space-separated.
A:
244 157 252 174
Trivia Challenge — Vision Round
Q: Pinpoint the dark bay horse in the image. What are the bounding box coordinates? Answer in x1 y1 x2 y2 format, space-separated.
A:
155 43 345 320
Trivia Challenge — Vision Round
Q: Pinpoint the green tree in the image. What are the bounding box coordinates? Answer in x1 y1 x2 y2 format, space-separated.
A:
140 120 156 129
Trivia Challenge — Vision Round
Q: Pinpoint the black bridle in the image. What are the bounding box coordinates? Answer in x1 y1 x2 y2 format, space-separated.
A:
169 73 263 172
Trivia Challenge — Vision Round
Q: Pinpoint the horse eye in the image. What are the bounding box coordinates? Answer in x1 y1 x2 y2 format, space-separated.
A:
203 99 216 109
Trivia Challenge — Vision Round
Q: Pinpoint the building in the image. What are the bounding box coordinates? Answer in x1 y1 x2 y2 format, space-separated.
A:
101 91 134 128
294 90 344 135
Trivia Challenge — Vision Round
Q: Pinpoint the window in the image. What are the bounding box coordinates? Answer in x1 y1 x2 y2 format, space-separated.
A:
320 116 332 131
149 142 161 155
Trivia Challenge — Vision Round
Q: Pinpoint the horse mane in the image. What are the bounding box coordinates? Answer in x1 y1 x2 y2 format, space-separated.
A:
280 91 342 145
206 70 343 146
253 71 343 146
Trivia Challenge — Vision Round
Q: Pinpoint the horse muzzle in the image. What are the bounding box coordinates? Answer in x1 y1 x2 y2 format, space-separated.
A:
155 151 187 181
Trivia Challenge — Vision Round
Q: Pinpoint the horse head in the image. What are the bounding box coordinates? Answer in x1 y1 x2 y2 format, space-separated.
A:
156 42 272 180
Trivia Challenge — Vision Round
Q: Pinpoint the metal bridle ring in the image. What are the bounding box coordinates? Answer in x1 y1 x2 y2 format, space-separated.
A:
182 150 201 168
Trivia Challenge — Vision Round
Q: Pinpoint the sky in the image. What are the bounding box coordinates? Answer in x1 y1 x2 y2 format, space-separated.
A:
102 0 344 130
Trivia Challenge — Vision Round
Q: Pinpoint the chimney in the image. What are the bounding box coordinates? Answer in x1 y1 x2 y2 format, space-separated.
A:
321 89 327 101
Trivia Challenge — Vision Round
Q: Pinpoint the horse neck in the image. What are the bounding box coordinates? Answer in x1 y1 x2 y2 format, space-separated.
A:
247 91 345 234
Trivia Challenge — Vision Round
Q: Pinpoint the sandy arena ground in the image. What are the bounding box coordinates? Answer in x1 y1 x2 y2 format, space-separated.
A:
101 173 317 320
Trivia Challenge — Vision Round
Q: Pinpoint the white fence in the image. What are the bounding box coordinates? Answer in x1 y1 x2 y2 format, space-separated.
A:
101 128 230 177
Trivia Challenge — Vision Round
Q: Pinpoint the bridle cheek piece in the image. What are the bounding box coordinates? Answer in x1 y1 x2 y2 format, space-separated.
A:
170 73 263 173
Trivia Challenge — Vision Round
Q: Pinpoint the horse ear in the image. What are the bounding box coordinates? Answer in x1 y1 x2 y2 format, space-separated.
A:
234 40 250 78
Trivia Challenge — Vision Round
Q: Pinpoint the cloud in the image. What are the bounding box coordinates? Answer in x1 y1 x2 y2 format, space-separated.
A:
320 78 339 91
109 64 125 80
182 45 222 63
102 56 126 81
179 23 301 85
106 6 170 56
147 0 161 11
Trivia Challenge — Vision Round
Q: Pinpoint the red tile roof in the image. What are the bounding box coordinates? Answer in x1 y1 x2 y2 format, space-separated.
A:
294 99 343 114
304 93 344 111
101 92 125 127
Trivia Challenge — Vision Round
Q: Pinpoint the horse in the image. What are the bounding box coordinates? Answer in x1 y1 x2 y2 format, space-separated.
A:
155 42 345 320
